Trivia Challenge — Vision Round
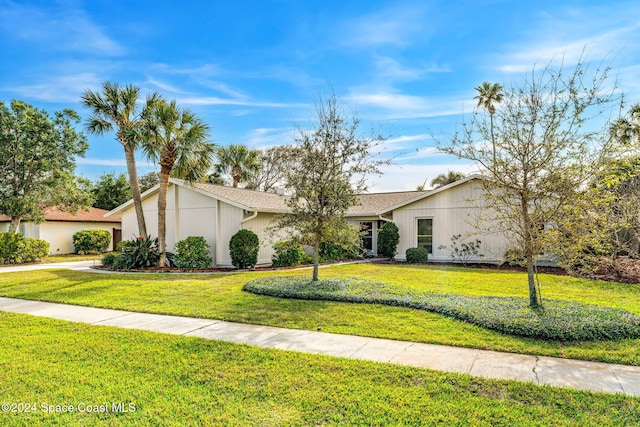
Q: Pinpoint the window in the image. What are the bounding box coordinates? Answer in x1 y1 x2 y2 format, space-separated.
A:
417 218 433 253
360 221 373 250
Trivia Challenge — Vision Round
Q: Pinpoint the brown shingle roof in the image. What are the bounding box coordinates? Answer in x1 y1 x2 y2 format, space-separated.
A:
348 191 427 216
174 179 290 213
0 207 121 223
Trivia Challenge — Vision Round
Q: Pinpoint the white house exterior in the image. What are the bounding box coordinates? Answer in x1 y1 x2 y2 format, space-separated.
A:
108 175 510 267
0 207 122 255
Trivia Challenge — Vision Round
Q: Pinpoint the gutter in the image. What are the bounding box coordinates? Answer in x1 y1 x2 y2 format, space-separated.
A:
241 210 258 226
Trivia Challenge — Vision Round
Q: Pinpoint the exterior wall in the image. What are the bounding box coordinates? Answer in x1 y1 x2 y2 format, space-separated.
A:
393 180 509 263
120 185 221 265
39 222 120 254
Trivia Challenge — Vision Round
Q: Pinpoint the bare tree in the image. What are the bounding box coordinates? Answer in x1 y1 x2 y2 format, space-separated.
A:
245 145 292 192
440 60 617 307
275 92 387 281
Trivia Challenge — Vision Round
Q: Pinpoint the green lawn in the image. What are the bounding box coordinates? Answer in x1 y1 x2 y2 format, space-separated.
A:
0 263 639 365
0 312 637 426
43 253 105 263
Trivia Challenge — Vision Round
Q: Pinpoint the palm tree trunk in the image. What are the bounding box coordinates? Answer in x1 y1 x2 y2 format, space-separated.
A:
157 166 171 267
490 112 496 165
8 217 21 234
124 146 147 237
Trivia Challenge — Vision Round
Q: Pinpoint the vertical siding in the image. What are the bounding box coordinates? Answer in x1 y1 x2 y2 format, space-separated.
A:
216 202 244 267
244 213 279 265
394 180 509 263
174 186 217 264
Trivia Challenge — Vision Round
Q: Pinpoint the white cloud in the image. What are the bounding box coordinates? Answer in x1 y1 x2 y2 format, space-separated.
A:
76 158 155 168
495 6 640 74
0 2 124 56
368 162 479 192
6 73 102 103
339 4 431 48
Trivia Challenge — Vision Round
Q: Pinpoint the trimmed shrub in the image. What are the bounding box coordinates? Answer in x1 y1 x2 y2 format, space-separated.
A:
23 238 50 262
272 239 305 267
229 229 259 269
320 242 360 261
406 247 428 264
174 236 212 268
377 222 400 257
118 236 161 269
101 253 117 267
72 229 112 254
244 276 640 341
0 232 49 264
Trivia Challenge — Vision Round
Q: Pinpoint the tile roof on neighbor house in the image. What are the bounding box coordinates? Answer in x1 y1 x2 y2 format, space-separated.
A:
0 207 121 223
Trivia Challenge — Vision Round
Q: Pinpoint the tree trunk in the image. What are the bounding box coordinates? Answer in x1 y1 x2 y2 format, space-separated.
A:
157 167 171 267
232 165 242 188
8 217 21 234
312 238 320 281
125 146 147 237
490 112 496 165
526 256 539 308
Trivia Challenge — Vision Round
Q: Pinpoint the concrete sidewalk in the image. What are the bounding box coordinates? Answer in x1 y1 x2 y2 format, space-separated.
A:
0 260 99 274
0 297 638 397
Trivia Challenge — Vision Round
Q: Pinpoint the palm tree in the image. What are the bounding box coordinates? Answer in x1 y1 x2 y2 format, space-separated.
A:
140 100 214 266
431 171 466 188
610 103 640 146
82 81 161 237
215 144 261 188
474 81 504 164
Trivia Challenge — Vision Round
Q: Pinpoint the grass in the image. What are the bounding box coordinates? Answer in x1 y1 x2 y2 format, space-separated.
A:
0 311 638 426
43 253 106 263
243 276 640 341
0 263 639 365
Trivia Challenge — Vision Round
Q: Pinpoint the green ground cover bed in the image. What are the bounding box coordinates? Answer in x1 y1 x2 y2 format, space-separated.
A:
1 264 639 365
243 277 640 341
0 312 638 426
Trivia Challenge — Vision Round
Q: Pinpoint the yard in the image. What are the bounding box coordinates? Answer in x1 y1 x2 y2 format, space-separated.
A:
1 263 640 425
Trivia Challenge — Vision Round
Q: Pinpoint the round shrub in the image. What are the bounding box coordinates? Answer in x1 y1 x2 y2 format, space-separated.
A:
101 253 118 267
406 247 428 264
73 229 112 254
272 239 305 267
229 229 259 269
377 222 400 258
0 232 49 264
175 236 212 268
23 238 50 262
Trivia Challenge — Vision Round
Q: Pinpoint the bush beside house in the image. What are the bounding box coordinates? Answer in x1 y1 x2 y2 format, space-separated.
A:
377 222 400 258
0 232 49 264
174 236 212 268
72 229 112 254
229 229 259 269
406 247 429 264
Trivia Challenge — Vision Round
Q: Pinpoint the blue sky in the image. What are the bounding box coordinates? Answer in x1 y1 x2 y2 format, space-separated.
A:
1 0 639 192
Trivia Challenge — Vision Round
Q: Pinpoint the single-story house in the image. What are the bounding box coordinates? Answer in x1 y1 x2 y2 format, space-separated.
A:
107 175 510 267
0 207 122 255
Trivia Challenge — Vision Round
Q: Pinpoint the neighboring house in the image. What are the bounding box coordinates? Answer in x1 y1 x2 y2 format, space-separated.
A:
108 175 509 267
0 207 122 255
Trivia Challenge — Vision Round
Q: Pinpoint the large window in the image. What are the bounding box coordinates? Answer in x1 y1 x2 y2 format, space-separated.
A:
417 218 433 253
360 221 373 250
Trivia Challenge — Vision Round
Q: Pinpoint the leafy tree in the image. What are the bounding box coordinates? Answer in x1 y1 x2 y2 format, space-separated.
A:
206 170 226 186
139 99 214 266
474 81 504 163
82 81 161 237
245 145 292 192
430 171 466 188
91 172 132 211
139 171 160 192
377 222 400 258
215 144 261 188
275 92 387 281
441 60 617 307
0 100 91 232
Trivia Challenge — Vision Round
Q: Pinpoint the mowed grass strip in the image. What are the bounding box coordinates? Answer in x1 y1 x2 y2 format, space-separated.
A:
0 264 639 365
0 312 638 427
